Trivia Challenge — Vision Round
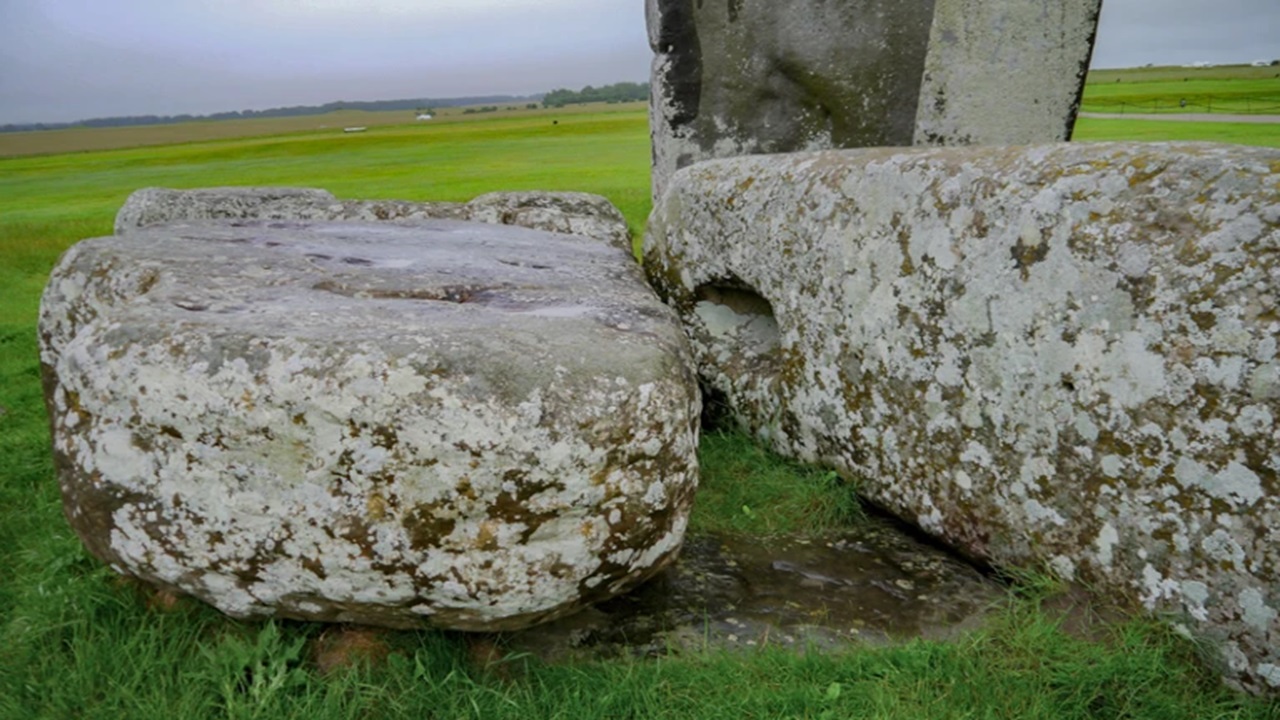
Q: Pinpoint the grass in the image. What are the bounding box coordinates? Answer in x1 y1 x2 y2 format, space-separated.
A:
1086 64 1280 86
2 593 1268 719
0 101 648 158
1081 64 1280 115
3 100 1280 718
692 430 863 536
1073 117 1280 147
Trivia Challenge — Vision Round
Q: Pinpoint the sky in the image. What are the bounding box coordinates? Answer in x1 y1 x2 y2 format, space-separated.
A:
0 0 1277 126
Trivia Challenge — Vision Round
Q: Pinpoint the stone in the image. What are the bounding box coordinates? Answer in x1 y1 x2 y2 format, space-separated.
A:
504 524 1004 663
113 186 631 250
913 0 1103 147
113 187 343 233
310 627 393 676
466 191 632 253
40 218 700 631
644 142 1280 693
646 0 1103 201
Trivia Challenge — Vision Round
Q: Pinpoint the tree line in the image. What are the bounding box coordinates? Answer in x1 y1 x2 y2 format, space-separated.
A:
3 81 651 134
0 94 539 134
540 82 649 108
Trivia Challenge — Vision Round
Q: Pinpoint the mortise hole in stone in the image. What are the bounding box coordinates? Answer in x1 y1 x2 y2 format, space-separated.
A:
691 280 785 429
692 280 783 361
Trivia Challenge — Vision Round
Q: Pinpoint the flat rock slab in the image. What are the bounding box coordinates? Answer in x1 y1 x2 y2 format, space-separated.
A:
114 187 633 253
645 142 1280 693
505 522 1004 662
40 219 700 631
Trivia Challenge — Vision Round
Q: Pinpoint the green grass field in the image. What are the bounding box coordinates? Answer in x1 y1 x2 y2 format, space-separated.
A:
1082 64 1280 115
1073 116 1280 147
3 91 1280 718
0 101 649 158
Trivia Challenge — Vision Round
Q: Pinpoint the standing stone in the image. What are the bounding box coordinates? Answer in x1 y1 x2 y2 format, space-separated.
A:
647 0 1103 201
41 219 700 631
644 142 1280 693
914 0 1103 146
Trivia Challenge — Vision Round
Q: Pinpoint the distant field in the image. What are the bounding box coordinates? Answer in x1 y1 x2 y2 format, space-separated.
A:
1086 64 1279 84
4 62 1276 161
1082 63 1280 115
0 101 647 158
0 109 652 328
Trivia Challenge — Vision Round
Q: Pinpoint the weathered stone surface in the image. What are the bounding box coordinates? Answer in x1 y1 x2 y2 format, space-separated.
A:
41 219 700 631
114 187 630 249
646 0 1102 201
645 142 1280 693
466 191 632 253
913 0 1102 147
505 524 1004 663
113 187 343 233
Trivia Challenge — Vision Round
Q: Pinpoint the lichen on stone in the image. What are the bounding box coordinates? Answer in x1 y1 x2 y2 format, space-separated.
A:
645 141 1280 694
41 218 700 632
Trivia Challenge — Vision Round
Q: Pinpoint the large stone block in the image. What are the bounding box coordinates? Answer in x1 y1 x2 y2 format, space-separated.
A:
115 186 631 252
647 0 1102 201
645 143 1280 692
41 219 700 631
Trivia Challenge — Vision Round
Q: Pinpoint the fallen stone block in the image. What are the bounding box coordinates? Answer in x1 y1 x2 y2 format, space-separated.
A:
114 186 631 251
645 142 1280 693
41 218 700 631
647 0 1103 201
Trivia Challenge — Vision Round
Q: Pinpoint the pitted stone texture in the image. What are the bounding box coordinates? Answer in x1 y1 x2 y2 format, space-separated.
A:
645 143 1280 693
646 0 1102 202
41 219 700 631
113 187 344 233
113 187 630 249
466 192 632 253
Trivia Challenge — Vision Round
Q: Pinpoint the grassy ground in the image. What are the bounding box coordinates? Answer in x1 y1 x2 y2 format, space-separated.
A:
692 431 863 536
1081 64 1280 115
1073 62 1280 145
3 107 1280 718
0 101 648 158
1073 116 1280 147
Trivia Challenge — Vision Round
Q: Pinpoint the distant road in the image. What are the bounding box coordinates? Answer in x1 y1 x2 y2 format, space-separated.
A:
1080 112 1280 124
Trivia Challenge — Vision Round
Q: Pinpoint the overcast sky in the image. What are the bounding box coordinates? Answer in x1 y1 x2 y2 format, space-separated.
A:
0 0 1276 126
